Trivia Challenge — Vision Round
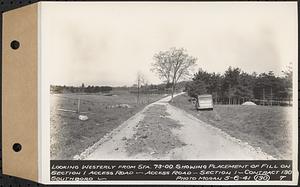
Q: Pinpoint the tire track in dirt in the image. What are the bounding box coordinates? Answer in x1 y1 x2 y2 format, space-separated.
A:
165 104 274 160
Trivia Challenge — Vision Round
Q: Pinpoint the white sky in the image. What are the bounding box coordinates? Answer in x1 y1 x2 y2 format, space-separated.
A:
41 2 297 87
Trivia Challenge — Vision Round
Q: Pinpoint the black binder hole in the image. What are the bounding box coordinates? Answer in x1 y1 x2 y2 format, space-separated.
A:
13 143 22 152
10 40 20 50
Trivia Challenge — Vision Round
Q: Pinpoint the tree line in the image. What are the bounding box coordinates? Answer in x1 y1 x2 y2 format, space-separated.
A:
150 47 293 105
51 85 113 94
186 65 293 105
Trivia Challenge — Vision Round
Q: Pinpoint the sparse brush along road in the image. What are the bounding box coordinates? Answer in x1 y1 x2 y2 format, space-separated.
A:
78 93 274 160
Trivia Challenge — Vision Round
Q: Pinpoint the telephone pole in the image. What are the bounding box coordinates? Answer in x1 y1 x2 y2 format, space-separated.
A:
262 88 265 106
270 87 273 106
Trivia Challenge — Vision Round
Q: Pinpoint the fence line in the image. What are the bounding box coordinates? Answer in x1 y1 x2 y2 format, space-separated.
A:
213 97 292 106
51 92 164 107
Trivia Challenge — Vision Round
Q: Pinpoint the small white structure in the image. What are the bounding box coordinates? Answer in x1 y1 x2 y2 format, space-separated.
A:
119 104 132 108
242 101 257 106
79 115 89 121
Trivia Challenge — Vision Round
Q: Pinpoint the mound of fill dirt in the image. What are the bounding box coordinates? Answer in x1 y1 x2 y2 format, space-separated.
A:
125 104 185 157
242 101 257 106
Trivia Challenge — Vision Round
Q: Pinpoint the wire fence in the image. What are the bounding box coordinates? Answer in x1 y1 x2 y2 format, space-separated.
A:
213 97 292 106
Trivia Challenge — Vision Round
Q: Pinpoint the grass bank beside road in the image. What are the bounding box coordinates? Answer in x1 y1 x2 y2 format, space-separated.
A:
171 94 293 159
50 90 164 160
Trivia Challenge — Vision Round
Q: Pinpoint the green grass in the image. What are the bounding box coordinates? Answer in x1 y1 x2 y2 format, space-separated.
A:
50 90 164 160
171 94 293 159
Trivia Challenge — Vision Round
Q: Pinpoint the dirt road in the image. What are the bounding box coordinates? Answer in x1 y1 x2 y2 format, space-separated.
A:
76 93 274 160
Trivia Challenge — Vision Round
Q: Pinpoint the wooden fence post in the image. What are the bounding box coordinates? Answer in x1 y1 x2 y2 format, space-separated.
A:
77 98 80 113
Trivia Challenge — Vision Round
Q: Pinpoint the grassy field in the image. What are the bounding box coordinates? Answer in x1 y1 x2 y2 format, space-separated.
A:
171 94 293 159
50 90 164 160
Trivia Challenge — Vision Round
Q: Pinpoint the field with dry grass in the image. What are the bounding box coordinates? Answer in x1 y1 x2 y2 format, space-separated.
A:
50 90 164 160
171 94 293 159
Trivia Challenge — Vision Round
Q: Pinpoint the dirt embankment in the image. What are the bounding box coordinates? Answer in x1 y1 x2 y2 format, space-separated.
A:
125 104 186 157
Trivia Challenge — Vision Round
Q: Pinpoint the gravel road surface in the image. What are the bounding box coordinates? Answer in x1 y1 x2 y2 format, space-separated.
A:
77 93 273 160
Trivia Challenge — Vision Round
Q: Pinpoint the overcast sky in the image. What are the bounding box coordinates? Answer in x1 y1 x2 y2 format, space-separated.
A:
41 2 297 87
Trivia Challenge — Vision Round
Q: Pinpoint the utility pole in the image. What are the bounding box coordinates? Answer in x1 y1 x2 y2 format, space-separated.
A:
137 82 140 104
262 88 265 106
77 98 81 113
270 87 273 106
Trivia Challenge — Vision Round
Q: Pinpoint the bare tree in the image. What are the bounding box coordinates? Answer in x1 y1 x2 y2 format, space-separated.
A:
151 47 197 101
136 72 146 104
